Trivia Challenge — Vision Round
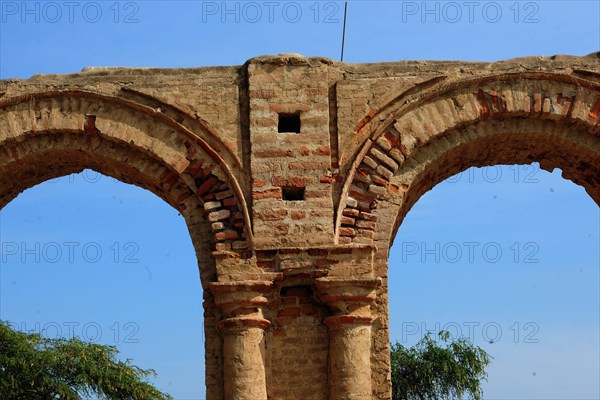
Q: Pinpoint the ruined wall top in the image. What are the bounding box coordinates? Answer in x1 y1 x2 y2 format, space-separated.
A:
1 53 599 251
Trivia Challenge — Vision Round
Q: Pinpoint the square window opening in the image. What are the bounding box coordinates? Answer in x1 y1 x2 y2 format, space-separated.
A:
282 187 305 201
278 113 301 133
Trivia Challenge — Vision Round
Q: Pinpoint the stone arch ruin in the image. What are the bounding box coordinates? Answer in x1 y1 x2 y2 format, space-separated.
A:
1 53 598 399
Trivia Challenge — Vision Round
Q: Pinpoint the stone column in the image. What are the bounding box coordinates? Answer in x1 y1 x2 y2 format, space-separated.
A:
210 280 274 400
315 277 381 400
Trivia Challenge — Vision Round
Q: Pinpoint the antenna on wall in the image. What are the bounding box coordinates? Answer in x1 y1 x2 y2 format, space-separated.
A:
340 1 348 62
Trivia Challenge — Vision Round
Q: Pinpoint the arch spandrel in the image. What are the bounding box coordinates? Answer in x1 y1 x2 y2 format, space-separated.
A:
337 74 600 248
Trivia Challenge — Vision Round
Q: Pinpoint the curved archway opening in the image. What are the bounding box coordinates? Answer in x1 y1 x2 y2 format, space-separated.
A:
388 118 600 244
388 164 599 398
350 99 600 398
0 169 207 398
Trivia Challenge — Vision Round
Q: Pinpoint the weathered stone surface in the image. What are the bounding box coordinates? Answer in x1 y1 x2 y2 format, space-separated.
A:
1 52 599 400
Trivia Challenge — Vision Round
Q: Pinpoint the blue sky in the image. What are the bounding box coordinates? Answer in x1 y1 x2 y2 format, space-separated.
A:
0 1 599 399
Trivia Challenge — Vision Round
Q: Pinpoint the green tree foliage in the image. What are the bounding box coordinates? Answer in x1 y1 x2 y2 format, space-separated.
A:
0 320 171 400
391 330 492 400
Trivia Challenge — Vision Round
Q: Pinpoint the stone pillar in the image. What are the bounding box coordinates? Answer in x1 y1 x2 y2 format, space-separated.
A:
315 277 381 400
210 280 274 400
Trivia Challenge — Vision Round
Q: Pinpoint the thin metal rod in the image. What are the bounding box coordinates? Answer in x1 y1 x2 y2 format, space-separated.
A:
340 1 348 62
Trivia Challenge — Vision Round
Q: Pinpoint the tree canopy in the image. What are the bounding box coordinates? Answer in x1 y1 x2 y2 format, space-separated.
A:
391 330 492 400
0 320 171 400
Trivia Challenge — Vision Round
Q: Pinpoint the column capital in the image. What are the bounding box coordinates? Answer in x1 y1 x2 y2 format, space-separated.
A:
210 276 280 332
314 276 381 322
210 280 274 304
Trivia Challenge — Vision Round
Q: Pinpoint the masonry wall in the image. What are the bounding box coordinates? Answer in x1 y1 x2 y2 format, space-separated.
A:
1 53 599 400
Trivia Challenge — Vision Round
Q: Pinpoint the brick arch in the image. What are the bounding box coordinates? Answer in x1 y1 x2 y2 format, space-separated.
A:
337 74 600 246
0 90 252 253
0 90 255 398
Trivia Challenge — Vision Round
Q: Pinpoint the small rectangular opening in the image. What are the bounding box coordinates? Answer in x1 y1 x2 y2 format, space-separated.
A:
278 112 301 133
282 186 305 201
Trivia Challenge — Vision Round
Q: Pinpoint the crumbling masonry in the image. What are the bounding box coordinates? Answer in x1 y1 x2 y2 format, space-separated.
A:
1 53 599 399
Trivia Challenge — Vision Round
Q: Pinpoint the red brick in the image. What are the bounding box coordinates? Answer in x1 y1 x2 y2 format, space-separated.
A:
356 220 376 230
291 211 306 220
341 216 356 226
232 220 245 229
384 130 403 149
339 227 356 237
343 208 360 217
314 146 331 156
357 229 375 239
214 230 239 242
349 189 373 203
215 189 233 200
310 210 330 217
195 176 220 196
371 175 389 187
223 197 238 207
359 211 378 221
272 176 305 188
253 188 282 200
253 179 267 188
185 159 204 177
